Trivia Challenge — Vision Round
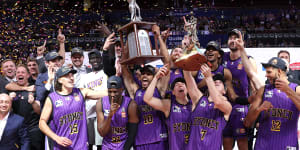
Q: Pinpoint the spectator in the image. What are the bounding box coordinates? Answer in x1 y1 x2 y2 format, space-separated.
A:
0 93 30 150
277 50 300 85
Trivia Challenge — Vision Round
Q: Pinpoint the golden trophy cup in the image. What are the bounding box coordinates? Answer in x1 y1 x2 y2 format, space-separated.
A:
175 16 207 71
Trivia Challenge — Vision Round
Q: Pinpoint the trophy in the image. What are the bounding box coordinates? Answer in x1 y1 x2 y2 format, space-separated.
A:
174 16 207 71
118 0 163 64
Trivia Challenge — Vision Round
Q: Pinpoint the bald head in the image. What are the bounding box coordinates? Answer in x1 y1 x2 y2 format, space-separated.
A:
0 93 12 115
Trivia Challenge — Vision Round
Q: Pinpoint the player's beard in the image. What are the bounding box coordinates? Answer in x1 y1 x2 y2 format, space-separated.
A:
92 64 103 71
230 47 238 52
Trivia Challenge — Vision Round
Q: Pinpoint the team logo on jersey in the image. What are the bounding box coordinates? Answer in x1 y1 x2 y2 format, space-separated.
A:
104 109 110 117
121 107 126 118
103 109 109 117
286 146 297 150
160 133 168 139
223 61 228 67
55 100 63 107
265 90 273 98
236 128 246 134
236 107 245 113
237 62 243 70
200 100 207 107
173 105 181 113
65 96 71 101
137 91 142 97
74 93 80 101
198 73 204 80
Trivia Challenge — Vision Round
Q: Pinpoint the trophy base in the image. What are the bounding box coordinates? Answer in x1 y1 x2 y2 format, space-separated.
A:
120 55 164 65
175 52 207 71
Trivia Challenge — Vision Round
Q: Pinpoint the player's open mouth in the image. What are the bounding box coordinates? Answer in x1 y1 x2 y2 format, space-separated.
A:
18 77 24 81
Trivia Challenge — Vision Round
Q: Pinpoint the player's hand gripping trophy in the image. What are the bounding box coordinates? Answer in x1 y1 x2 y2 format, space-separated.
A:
175 16 207 71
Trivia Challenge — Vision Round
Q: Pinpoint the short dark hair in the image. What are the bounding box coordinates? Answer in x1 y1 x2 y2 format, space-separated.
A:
54 79 63 92
1 59 15 68
16 64 30 74
26 57 37 64
277 50 290 58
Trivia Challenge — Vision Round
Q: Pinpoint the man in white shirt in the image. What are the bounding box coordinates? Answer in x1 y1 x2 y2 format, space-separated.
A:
79 49 108 150
0 93 29 149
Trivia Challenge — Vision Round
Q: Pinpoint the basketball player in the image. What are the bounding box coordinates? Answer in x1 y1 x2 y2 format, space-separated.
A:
244 57 300 149
195 41 237 102
121 25 170 150
184 64 232 149
39 66 107 150
96 76 139 150
144 65 191 150
222 29 257 150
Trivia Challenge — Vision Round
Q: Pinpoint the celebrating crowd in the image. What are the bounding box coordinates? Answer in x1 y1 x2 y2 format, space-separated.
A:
1 4 300 150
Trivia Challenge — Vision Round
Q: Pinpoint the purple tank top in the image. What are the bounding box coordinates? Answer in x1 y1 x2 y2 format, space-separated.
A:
102 96 131 150
255 83 299 150
222 52 249 97
49 88 88 150
187 96 226 150
166 96 192 150
195 65 225 92
134 88 167 146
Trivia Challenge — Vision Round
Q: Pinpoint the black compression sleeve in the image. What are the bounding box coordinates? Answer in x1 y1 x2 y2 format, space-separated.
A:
124 123 138 150
235 97 250 105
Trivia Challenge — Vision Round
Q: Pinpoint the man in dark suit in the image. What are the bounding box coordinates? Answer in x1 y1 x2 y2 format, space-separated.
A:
0 75 8 93
0 93 30 150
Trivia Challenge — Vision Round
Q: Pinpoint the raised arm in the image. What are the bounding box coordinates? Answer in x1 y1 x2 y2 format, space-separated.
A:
152 25 171 97
120 46 139 99
183 70 203 105
102 32 117 77
236 30 263 90
202 65 232 120
144 65 171 117
244 86 272 128
152 25 170 65
80 88 108 100
39 97 72 147
57 29 65 65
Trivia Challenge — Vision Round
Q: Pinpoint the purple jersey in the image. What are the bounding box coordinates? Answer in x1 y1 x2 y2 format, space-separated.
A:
195 65 225 92
49 88 88 150
134 88 168 146
102 96 131 150
255 83 299 150
222 52 249 138
166 95 192 150
187 96 226 150
222 52 249 97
